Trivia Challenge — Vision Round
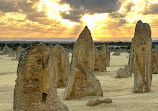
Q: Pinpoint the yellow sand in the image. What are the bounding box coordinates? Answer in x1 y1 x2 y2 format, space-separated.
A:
1 52 158 111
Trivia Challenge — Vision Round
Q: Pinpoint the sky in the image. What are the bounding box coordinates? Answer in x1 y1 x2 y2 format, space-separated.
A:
0 0 158 41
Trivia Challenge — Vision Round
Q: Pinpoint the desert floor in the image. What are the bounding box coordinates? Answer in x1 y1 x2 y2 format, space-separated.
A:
1 52 158 111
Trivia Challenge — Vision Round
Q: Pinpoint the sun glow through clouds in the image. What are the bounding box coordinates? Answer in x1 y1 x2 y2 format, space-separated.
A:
37 0 76 26
1 0 158 40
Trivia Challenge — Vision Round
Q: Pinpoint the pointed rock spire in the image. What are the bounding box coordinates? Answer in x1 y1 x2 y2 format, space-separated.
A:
64 26 103 100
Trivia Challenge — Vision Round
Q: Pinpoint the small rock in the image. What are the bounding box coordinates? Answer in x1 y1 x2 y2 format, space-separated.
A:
103 98 112 104
86 98 112 106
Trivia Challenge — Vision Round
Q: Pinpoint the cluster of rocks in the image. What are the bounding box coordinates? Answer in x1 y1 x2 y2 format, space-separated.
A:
11 19 157 111
13 20 155 110
0 44 9 55
14 26 109 110
0 45 25 59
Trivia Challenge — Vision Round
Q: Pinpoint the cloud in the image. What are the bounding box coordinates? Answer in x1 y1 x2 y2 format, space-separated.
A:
106 2 135 28
60 10 85 22
0 0 51 25
0 0 19 12
106 19 127 29
109 2 135 19
143 3 158 15
59 0 121 22
18 0 65 26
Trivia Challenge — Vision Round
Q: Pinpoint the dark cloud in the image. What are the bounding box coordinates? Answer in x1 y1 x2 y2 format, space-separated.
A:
106 19 127 29
143 4 158 15
107 2 134 28
109 12 125 19
0 0 50 25
60 10 85 22
17 0 59 26
125 2 135 12
109 2 135 19
0 0 19 12
59 0 121 22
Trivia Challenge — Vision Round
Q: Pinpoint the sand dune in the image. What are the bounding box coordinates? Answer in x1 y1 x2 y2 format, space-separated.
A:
0 52 158 111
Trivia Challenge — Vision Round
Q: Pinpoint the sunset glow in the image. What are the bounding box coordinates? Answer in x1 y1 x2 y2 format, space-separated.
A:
0 0 158 41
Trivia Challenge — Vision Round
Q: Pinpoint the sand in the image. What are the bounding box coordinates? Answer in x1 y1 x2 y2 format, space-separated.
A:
1 52 158 111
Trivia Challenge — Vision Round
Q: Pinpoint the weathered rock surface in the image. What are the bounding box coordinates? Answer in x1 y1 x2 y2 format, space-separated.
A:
116 65 130 78
94 44 110 72
100 46 107 71
8 48 15 57
52 44 70 87
128 38 135 76
86 98 112 106
132 20 152 93
103 44 110 67
16 46 24 60
94 47 106 72
152 50 158 74
13 43 68 111
0 44 9 55
64 26 103 100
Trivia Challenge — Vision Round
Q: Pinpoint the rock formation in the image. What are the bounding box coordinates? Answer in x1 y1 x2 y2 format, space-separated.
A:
16 46 24 60
116 65 130 78
94 47 106 72
86 98 112 106
103 44 110 67
132 20 152 93
8 48 15 57
152 50 158 74
52 44 70 87
0 44 9 55
100 46 107 71
13 43 68 111
94 45 110 72
64 26 103 100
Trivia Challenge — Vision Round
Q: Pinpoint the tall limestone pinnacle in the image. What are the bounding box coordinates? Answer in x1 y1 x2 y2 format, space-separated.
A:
64 26 103 100
132 20 152 93
72 26 95 73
